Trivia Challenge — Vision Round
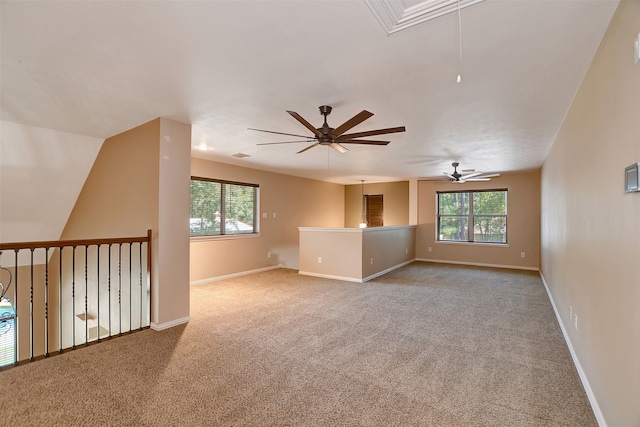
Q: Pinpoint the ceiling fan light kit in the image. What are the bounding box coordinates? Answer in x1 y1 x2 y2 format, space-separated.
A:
250 105 406 154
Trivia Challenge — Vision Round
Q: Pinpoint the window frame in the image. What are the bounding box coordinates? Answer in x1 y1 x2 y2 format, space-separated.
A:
190 176 260 239
436 189 508 244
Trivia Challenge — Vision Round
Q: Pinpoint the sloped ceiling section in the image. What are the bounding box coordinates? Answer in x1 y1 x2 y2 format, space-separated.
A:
0 121 104 247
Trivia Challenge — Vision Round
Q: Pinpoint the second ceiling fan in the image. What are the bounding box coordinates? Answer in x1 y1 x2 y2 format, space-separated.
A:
421 162 501 183
249 105 406 154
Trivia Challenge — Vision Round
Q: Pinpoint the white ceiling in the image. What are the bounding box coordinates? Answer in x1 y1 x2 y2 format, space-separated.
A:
1 0 618 184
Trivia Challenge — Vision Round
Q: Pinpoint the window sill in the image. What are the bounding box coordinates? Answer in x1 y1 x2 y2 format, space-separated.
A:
190 233 261 242
436 241 509 248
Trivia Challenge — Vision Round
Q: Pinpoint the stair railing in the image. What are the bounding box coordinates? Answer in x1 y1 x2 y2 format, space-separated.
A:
0 230 152 368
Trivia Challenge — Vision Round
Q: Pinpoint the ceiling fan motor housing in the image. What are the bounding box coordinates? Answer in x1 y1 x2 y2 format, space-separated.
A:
318 106 335 143
451 162 462 180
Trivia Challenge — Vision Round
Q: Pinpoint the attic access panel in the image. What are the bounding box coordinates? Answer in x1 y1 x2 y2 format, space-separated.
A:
364 0 486 35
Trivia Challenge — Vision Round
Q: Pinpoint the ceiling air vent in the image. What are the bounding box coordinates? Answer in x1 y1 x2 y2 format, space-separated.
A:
231 153 251 159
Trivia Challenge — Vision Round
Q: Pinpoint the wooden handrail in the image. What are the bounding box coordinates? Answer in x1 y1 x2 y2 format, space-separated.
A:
0 230 152 251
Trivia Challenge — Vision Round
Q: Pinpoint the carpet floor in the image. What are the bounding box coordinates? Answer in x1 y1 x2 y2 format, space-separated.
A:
1 262 596 426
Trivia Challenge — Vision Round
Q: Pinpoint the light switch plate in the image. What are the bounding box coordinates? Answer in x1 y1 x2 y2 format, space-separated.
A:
635 32 639 64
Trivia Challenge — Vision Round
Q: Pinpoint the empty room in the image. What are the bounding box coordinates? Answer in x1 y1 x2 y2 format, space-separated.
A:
1 1 638 426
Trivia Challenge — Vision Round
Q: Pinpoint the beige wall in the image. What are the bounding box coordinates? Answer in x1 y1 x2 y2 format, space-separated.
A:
61 119 160 239
298 226 416 282
190 158 344 281
362 226 416 280
344 181 409 227
540 2 640 425
156 119 191 326
299 229 363 280
61 118 191 329
416 170 541 270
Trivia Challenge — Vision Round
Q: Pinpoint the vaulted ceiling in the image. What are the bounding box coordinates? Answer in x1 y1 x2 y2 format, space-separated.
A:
1 0 618 184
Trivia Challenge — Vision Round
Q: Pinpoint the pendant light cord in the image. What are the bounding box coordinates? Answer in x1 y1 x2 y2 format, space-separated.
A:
457 0 463 65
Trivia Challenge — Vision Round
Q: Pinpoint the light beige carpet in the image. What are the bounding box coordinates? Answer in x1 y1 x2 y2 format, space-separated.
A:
1 262 595 426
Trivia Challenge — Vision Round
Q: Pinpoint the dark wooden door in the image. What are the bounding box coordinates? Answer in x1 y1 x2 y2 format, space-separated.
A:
366 194 383 227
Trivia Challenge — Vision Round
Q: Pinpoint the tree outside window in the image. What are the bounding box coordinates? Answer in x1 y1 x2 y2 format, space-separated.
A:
190 177 259 237
437 190 507 243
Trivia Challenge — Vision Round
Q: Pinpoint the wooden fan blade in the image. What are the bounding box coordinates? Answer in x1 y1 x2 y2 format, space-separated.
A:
331 110 374 137
338 139 389 146
336 126 406 140
287 111 322 137
257 140 314 146
296 143 319 154
248 128 313 139
329 143 349 153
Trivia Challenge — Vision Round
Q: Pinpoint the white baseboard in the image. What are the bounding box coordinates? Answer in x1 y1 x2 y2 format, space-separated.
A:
415 258 539 272
299 259 415 284
362 259 415 282
297 271 363 283
151 316 191 331
190 264 284 286
539 273 606 427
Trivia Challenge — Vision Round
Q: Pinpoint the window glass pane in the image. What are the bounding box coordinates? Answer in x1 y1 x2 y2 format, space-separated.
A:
190 180 221 236
225 184 256 235
473 191 507 215
438 192 470 215
439 217 468 241
473 216 507 243
0 298 16 367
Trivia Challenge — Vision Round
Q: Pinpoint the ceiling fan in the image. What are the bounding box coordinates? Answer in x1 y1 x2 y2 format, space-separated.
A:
421 162 500 183
249 105 406 154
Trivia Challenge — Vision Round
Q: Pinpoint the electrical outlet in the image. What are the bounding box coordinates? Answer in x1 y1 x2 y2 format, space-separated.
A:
262 212 267 219
370 258 374 265
272 212 277 218
267 252 271 259
570 305 573 319
574 314 578 330
635 32 640 64
405 248 408 254
428 247 432 252
521 252 526 258
317 257 322 264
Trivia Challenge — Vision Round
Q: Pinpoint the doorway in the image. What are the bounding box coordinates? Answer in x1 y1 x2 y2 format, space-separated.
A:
365 194 383 227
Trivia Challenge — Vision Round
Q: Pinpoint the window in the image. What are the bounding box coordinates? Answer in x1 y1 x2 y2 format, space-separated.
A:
437 190 507 243
190 177 259 237
0 297 15 367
